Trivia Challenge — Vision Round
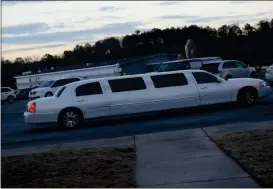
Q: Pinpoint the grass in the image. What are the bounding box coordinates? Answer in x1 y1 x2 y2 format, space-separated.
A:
211 128 273 187
1 145 136 188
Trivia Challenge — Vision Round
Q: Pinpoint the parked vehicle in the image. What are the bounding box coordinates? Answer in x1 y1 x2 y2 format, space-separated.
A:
14 63 121 90
28 77 81 100
16 88 33 100
157 57 221 72
1 87 17 103
202 60 256 80
265 64 273 86
24 70 271 129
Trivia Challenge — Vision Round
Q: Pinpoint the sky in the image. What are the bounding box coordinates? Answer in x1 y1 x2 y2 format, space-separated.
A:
2 1 273 61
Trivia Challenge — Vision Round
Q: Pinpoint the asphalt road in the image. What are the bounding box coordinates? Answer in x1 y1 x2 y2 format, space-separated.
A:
2 88 273 150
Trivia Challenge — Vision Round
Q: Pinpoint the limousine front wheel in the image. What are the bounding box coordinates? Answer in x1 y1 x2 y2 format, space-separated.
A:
58 108 83 129
237 88 257 106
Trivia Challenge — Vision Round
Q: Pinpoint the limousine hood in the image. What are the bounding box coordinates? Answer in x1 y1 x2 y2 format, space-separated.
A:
226 78 267 87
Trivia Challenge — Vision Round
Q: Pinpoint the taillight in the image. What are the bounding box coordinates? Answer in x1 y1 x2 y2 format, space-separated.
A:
29 102 36 113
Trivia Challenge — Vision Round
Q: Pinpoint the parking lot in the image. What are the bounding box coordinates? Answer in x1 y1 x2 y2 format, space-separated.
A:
2 87 273 151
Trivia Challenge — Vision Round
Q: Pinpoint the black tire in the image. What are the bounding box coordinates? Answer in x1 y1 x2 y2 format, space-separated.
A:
58 108 83 129
269 81 273 86
250 71 256 78
237 88 257 106
45 92 53 97
225 75 232 80
7 96 14 104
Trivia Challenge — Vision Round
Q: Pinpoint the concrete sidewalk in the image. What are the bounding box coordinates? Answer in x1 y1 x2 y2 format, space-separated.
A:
2 120 273 187
135 128 257 187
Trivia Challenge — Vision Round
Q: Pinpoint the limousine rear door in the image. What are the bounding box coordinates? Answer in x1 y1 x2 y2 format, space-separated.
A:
74 81 110 119
105 77 150 116
148 72 200 110
191 72 231 105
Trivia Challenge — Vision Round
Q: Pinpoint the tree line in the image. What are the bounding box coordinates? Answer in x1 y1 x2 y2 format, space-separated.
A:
1 19 273 88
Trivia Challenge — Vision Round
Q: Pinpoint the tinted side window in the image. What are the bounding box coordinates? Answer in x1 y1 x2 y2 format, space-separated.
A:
192 72 219 84
222 61 236 68
76 82 103 96
52 80 65 87
52 78 79 87
63 78 80 85
151 73 188 88
202 63 220 74
108 77 146 92
234 61 246 68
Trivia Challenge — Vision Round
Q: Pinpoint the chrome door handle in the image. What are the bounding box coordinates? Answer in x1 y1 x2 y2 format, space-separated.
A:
200 87 208 90
77 100 85 102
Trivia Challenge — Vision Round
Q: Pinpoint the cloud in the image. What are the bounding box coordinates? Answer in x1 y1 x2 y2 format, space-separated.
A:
185 15 249 23
2 21 144 44
98 6 123 12
158 2 180 6
255 11 271 16
160 15 198 20
2 44 66 54
3 23 50 35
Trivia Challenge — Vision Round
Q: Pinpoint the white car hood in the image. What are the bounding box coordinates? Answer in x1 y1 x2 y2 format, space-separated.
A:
30 87 50 93
226 78 264 87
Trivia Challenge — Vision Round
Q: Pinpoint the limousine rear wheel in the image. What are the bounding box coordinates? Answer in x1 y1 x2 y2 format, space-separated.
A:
58 108 83 129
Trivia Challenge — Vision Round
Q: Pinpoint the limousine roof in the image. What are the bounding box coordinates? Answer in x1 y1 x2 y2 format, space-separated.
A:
65 69 205 88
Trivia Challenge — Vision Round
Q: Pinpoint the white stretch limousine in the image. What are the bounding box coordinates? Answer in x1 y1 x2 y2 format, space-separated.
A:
24 70 272 128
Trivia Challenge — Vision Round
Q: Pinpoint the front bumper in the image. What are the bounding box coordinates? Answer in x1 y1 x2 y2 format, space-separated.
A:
24 111 58 124
258 86 272 99
265 73 273 81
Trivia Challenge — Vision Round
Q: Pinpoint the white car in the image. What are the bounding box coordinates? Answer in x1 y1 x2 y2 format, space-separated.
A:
28 77 81 100
1 87 17 103
265 64 273 85
24 70 271 129
202 60 256 80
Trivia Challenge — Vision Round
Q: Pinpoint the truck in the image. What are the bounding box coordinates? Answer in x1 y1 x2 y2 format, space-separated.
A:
14 63 122 90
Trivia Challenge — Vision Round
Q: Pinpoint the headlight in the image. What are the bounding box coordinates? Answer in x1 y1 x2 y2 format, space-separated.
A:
266 68 273 74
258 81 267 87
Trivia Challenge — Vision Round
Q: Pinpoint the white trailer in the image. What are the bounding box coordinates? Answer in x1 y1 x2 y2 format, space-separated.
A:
14 63 121 90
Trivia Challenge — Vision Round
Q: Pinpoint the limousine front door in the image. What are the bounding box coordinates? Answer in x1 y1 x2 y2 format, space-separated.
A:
192 72 231 105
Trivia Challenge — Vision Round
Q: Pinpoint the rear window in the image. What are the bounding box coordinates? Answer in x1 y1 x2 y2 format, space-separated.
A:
202 63 220 73
108 77 146 92
75 82 103 96
151 73 188 88
55 86 66 97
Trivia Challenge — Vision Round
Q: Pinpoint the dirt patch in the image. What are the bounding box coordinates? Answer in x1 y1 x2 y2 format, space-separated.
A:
1 145 136 188
211 128 273 187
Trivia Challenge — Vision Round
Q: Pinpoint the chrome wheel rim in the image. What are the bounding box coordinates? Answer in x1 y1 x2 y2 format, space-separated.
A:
63 112 79 128
246 92 255 104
